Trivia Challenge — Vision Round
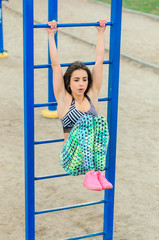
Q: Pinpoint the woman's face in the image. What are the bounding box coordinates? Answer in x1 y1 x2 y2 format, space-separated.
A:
70 69 88 96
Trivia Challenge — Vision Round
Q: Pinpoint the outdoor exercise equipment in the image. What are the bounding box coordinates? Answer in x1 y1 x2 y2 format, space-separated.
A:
23 0 122 239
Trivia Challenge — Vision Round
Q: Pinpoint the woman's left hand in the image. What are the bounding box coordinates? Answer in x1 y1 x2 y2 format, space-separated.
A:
96 20 107 32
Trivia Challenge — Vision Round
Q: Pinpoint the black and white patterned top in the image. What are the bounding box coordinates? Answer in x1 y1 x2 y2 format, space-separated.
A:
61 95 98 133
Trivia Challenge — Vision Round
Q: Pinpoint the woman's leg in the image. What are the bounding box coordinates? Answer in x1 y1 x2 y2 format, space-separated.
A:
59 124 82 176
77 115 95 173
59 115 95 176
93 116 113 189
93 116 109 171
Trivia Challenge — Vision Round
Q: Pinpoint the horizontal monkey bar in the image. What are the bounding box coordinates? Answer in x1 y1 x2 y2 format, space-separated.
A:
34 21 113 28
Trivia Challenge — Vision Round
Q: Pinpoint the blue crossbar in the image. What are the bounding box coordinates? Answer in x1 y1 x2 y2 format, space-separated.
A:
34 166 109 181
34 97 111 108
34 138 64 145
34 22 113 29
63 231 105 240
34 60 112 69
34 102 57 107
35 200 105 215
34 173 69 181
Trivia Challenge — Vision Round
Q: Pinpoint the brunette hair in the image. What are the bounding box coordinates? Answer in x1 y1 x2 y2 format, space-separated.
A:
63 61 93 95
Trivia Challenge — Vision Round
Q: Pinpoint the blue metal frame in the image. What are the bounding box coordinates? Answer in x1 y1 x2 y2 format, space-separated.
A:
0 0 8 53
0 0 4 53
23 0 35 239
23 0 122 239
103 1 122 239
48 0 58 111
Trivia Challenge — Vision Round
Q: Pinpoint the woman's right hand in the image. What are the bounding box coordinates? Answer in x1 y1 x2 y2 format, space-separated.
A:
47 21 58 35
96 20 107 32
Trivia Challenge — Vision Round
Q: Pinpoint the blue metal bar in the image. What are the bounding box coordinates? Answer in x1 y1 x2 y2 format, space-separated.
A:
34 102 57 107
34 97 111 108
34 60 111 69
34 22 113 28
0 0 4 53
34 138 64 145
34 173 69 181
35 200 105 215
98 97 111 102
23 0 35 240
103 1 122 240
34 166 109 181
63 232 104 240
48 0 58 111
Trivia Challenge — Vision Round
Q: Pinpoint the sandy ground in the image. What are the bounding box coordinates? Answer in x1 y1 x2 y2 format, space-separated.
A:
0 0 159 239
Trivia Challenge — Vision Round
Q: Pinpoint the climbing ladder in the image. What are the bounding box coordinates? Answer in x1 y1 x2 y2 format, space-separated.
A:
23 0 122 239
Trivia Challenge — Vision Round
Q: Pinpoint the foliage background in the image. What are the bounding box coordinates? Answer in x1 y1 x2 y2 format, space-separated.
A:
97 0 159 15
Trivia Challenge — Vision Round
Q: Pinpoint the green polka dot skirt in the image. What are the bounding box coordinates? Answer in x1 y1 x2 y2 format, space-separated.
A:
59 115 109 176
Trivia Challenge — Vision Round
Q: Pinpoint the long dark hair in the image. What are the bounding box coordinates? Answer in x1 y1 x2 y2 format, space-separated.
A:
63 61 93 95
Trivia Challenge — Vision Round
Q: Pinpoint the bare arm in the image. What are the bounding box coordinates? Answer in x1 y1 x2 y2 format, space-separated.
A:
92 20 107 94
47 21 65 101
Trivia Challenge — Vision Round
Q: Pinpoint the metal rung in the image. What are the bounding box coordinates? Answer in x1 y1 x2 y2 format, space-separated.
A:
34 173 69 180
34 138 64 145
35 167 109 181
34 102 57 107
63 231 105 240
34 22 113 29
35 200 105 215
34 97 110 108
98 97 111 102
34 60 112 69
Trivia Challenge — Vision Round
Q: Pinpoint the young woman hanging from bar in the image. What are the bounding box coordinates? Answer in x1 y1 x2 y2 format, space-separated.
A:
47 20 113 191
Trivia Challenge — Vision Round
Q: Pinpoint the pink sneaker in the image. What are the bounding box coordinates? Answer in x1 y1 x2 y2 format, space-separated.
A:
97 171 113 190
83 171 102 191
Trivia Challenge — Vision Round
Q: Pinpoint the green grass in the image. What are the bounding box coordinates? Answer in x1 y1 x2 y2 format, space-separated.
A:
97 0 159 16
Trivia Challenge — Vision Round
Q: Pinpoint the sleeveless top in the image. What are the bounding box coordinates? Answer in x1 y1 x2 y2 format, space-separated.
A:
61 95 98 133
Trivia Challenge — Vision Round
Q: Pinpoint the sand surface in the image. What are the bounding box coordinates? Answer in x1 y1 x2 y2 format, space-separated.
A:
0 0 159 239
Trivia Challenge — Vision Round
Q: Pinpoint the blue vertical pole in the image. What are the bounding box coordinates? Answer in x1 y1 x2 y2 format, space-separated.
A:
48 0 58 111
0 0 4 53
103 0 122 240
0 0 8 57
23 0 35 239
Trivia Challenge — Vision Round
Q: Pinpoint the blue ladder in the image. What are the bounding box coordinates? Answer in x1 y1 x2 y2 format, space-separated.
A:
23 0 122 239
